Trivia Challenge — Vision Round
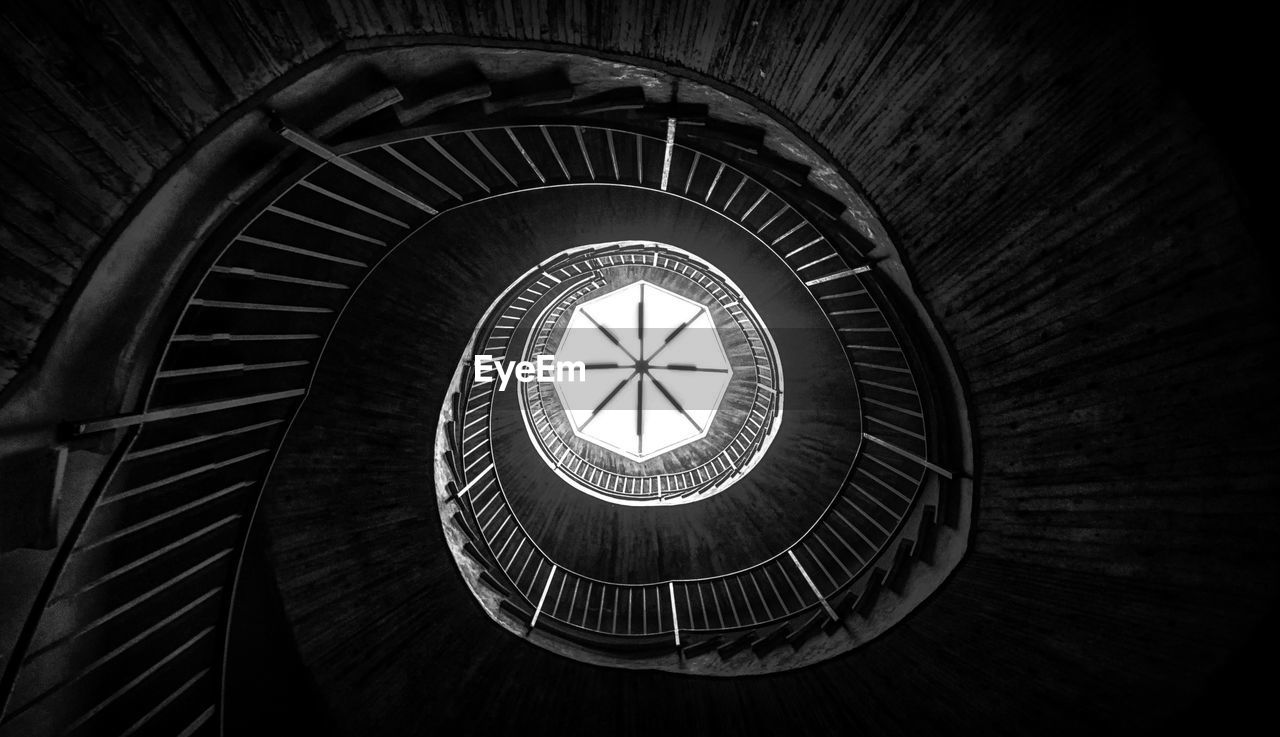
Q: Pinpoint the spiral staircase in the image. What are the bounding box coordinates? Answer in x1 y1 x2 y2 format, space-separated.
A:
0 60 973 733
0 3 1274 737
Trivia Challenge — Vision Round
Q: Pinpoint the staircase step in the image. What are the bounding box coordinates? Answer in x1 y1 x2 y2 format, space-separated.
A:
939 473 961 528
886 539 915 594
754 154 812 188
916 505 938 565
632 101 711 121
566 87 647 115
787 611 829 649
484 71 575 114
683 120 764 153
461 541 486 565
793 185 848 220
395 80 491 125
479 570 513 597
450 511 479 544
750 623 791 656
443 449 463 484
855 569 887 616
681 636 722 658
499 598 534 627
716 631 756 659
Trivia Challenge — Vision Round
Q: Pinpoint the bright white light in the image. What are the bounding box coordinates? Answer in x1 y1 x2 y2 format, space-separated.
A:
553 280 732 461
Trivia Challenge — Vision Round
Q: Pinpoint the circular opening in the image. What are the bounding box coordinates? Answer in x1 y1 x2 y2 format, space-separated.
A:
515 241 784 505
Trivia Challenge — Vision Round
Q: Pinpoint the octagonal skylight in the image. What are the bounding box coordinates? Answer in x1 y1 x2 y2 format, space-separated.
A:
552 281 732 460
